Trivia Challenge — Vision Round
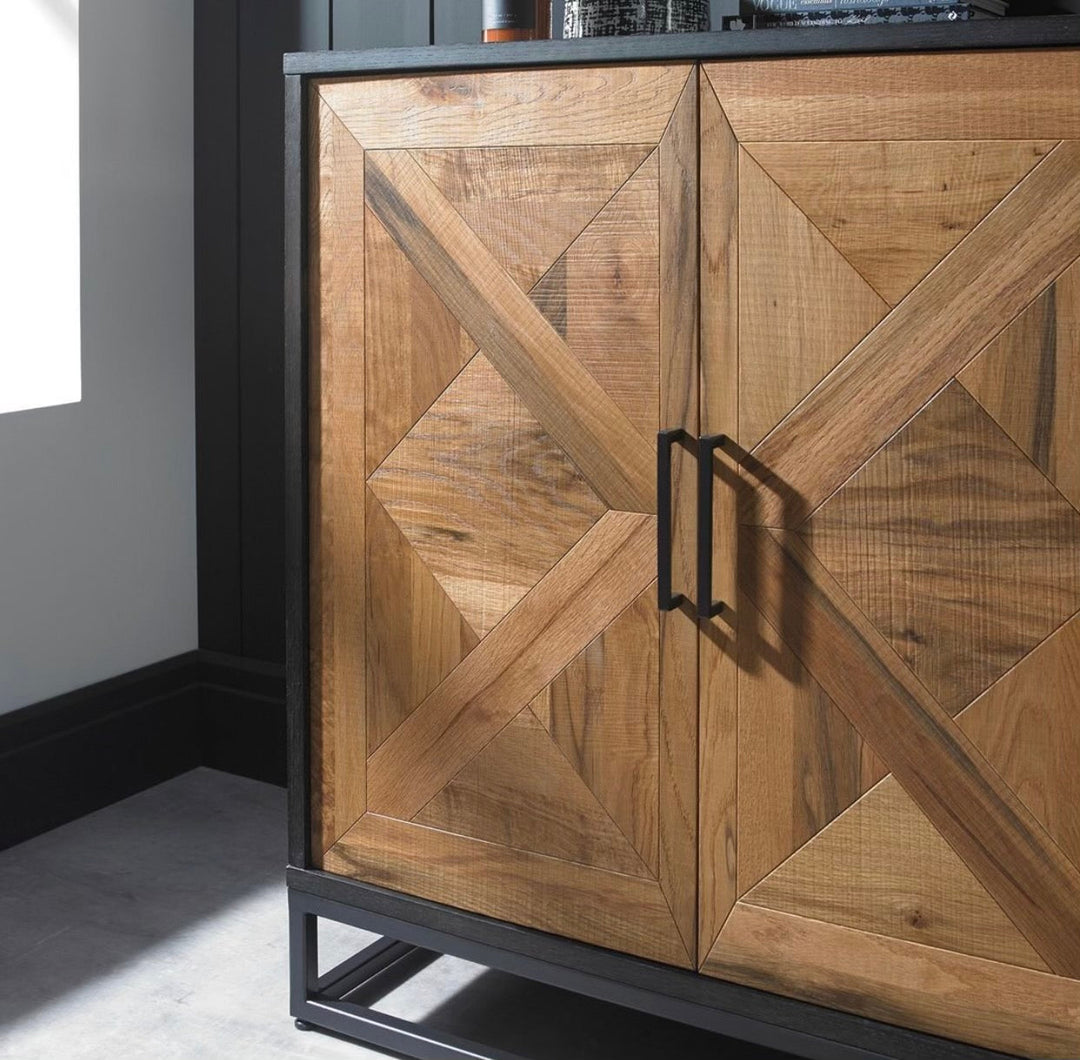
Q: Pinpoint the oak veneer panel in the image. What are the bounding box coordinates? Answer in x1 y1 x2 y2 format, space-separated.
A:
326 814 692 967
413 145 653 294
705 50 1080 142
657 72 700 965
705 904 1080 1060
365 489 478 753
309 100 367 857
803 383 1080 714
367 512 657 822
365 148 656 514
697 73 740 960
739 149 888 450
748 139 1080 527
960 254 1080 511
959 614 1080 872
737 594 886 896
369 352 605 638
364 207 476 476
745 140 1055 306
744 776 1049 971
531 152 661 439
414 709 650 878
535 586 660 876
318 65 692 149
739 525 1080 976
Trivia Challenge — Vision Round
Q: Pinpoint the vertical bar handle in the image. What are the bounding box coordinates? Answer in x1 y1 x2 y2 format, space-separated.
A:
657 428 688 612
697 434 728 620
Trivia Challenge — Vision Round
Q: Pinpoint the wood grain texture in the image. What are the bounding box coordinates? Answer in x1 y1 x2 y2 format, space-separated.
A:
746 140 1055 306
739 525 1080 977
367 512 657 821
960 254 1080 511
326 813 692 967
744 776 1049 971
414 709 650 878
658 71 700 966
531 152 660 439
319 65 692 149
748 139 1080 526
309 100 367 859
413 145 653 294
365 489 478 753
705 50 1080 142
697 74 740 962
739 149 888 450
365 148 655 514
803 383 1080 713
534 586 660 876
959 613 1080 873
737 592 886 896
369 353 606 638
364 207 476 476
704 904 1080 1059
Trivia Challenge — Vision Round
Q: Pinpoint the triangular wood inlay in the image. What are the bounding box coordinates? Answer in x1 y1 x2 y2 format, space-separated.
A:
531 152 660 439
746 140 1055 305
744 776 1050 972
739 150 889 450
414 709 651 877
413 144 654 293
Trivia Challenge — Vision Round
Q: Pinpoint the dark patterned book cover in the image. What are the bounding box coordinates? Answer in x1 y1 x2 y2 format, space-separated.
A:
564 0 711 36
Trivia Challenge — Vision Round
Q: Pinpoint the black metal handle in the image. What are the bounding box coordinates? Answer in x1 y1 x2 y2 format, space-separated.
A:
657 428 688 612
697 434 729 619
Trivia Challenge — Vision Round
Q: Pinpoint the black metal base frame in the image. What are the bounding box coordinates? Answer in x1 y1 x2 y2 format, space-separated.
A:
287 869 1011 1060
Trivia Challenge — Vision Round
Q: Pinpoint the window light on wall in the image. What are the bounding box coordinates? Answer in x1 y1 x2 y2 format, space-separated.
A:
0 1 81 415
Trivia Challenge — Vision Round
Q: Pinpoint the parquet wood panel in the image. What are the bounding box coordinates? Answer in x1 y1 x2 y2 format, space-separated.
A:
365 148 656 514
531 152 660 439
739 149 888 450
309 100 367 858
705 51 1080 142
534 586 660 876
366 512 658 822
745 140 1055 306
705 904 1080 1059
413 145 653 294
747 139 1080 527
744 776 1049 971
319 65 692 149
960 254 1080 511
803 383 1080 713
369 352 605 638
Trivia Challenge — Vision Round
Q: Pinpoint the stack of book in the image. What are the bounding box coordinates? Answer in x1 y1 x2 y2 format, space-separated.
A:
732 0 1006 29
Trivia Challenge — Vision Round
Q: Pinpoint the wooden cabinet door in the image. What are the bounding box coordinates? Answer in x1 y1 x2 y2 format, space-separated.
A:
697 50 1080 1056
308 64 701 967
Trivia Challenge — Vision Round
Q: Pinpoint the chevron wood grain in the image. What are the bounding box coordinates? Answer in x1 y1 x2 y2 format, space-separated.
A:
365 148 656 514
367 512 658 821
697 73 740 961
748 139 1080 526
318 65 692 149
309 99 367 859
705 50 1080 142
326 813 692 967
739 526 1080 977
705 904 1080 1059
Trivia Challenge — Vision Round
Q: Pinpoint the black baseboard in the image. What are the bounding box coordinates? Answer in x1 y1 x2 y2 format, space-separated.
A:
0 650 285 852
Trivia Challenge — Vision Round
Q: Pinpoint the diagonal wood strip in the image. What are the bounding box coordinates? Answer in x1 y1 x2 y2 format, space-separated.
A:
326 814 692 967
740 526 1080 977
365 148 656 514
748 140 1080 527
367 512 658 821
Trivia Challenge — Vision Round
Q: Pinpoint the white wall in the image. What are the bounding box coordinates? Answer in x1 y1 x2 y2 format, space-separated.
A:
0 0 197 713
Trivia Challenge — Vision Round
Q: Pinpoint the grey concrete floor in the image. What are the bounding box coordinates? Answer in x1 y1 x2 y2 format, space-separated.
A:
0 768 787 1059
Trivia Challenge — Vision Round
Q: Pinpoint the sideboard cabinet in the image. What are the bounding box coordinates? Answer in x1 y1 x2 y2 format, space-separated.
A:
286 25 1080 1060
